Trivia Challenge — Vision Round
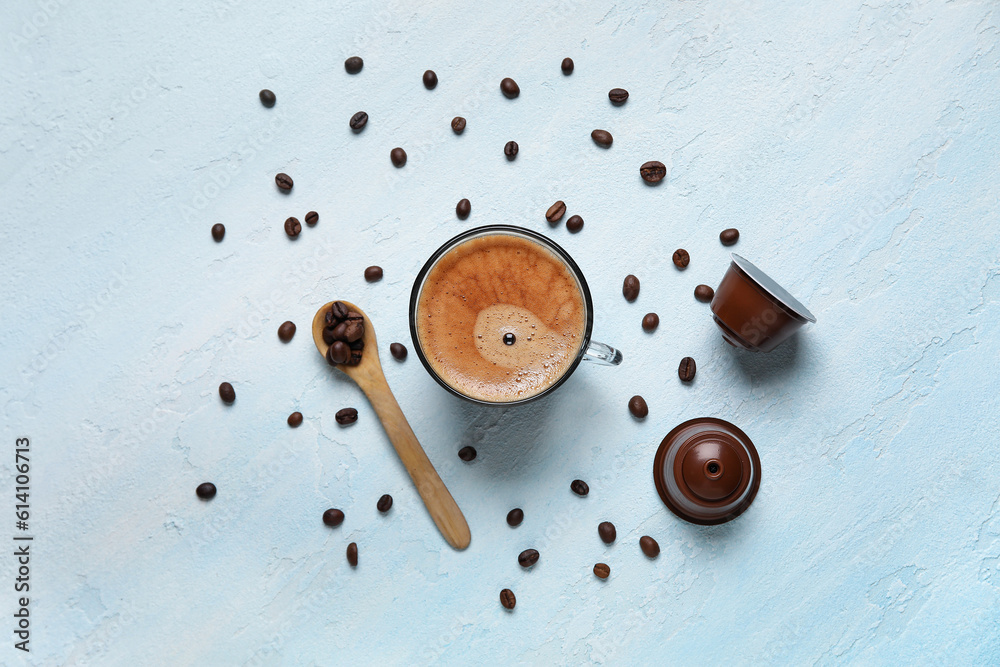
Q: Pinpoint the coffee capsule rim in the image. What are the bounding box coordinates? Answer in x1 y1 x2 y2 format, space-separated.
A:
730 253 816 324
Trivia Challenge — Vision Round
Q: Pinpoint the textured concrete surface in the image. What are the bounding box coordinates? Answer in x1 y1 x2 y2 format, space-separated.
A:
2 0 999 664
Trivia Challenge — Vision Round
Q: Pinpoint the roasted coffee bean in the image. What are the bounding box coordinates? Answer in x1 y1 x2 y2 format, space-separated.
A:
518 549 539 568
422 69 438 89
304 211 319 226
323 508 345 527
642 313 659 332
608 88 629 105
628 395 648 419
591 129 613 147
349 111 368 132
504 141 518 161
593 562 610 579
377 494 393 512
211 223 225 242
344 56 363 74
287 411 303 427
500 77 520 98
720 228 740 246
545 200 566 224
364 266 383 282
458 446 477 462
390 342 407 360
335 407 358 425
456 198 471 220
278 320 296 342
570 479 589 496
561 57 574 74
639 535 660 558
678 356 697 382
346 542 358 567
343 314 365 342
328 341 350 365
598 521 617 544
328 321 348 342
622 274 640 302
390 147 407 167
284 216 301 238
672 248 690 269
639 161 666 184
196 482 216 500
506 508 523 527
500 588 516 610
349 339 364 350
566 215 584 233
219 382 236 404
694 284 715 302
330 301 349 321
451 116 466 134
259 89 276 107
275 172 293 191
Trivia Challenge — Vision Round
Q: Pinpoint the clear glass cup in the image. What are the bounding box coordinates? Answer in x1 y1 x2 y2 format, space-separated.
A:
408 225 622 405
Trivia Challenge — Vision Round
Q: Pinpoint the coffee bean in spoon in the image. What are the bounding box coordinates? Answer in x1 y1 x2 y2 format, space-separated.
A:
390 147 407 167
561 57 574 74
608 88 629 105
672 249 690 269
349 111 368 133
196 482 216 500
500 588 516 610
327 341 350 365
566 215 584 233
640 161 666 184
344 56 363 74
504 141 519 161
622 274 640 302
642 313 659 332
304 211 319 226
720 228 740 245
458 446 477 462
346 542 358 567
364 266 383 282
335 407 358 425
211 223 225 242
545 200 566 224
377 494 393 512
591 129 613 148
275 172 293 191
390 343 407 360
278 320 296 342
628 395 648 419
323 508 344 527
500 77 520 98
451 116 466 134
570 479 589 496
456 198 471 220
518 549 539 568
593 562 611 579
678 357 697 382
506 508 523 527
639 535 660 558
598 521 617 544
258 89 276 107
284 217 301 238
422 69 438 89
219 382 235 404
694 284 715 302
287 411 303 427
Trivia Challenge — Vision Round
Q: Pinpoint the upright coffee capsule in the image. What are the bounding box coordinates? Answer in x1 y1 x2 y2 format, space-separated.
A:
653 417 761 525
710 254 816 352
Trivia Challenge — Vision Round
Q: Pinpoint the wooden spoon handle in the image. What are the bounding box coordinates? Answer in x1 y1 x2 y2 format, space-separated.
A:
361 378 471 550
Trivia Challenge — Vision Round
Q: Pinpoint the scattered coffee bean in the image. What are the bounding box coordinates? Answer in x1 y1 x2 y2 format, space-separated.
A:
196 482 216 500
278 320 296 342
720 228 740 246
390 147 407 167
678 357 697 382
275 172 293 191
561 57 574 74
284 216 302 238
344 56 363 74
504 141 518 161
640 161 666 184
500 588 516 610
598 521 617 544
328 341 350 365
349 111 368 133
323 508 345 527
451 117 467 136
364 266 383 282
642 313 659 332
591 129 613 148
545 200 566 224
219 382 236 404
570 479 589 496
506 508 523 527
694 284 715 302
346 542 358 566
211 223 225 242
622 274 640 302
593 562 611 579
390 342 408 360
336 408 358 425
377 494 393 512
639 535 660 558
608 88 629 105
628 395 648 419
422 69 438 89
566 215 584 233
456 198 471 220
287 411 303 427
500 77 520 98
672 248 690 269
458 446 477 462
518 549 539 568
304 211 319 226
259 89 276 107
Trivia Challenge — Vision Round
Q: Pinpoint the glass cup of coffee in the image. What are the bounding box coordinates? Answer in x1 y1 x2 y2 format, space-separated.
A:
409 225 622 405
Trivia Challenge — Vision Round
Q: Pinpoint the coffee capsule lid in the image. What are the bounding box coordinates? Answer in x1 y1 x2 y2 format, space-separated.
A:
730 254 816 323
653 417 761 525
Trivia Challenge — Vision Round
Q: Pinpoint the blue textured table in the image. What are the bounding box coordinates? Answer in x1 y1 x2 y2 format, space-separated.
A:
2 1 999 664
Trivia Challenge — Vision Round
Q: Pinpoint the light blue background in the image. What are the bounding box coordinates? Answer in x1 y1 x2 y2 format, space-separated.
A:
2 0 999 664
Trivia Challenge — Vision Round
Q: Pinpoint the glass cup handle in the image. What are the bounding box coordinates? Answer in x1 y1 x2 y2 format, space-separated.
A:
583 340 623 366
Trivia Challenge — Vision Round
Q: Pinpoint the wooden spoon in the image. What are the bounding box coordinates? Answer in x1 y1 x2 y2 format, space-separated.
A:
312 301 471 550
